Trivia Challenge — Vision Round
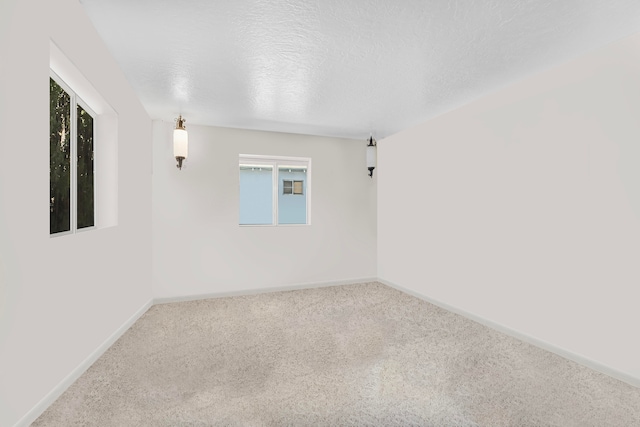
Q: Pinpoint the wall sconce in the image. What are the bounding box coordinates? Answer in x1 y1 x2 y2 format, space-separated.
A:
366 135 377 178
174 115 188 170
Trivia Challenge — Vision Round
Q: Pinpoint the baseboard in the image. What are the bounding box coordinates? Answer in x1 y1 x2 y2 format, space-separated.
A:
13 299 153 427
377 278 640 389
154 277 378 305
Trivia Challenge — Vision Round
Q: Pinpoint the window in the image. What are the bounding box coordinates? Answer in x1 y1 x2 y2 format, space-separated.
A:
283 180 304 195
50 72 95 235
239 155 311 225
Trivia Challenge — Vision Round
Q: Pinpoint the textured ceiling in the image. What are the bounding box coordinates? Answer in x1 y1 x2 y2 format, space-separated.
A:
80 0 640 139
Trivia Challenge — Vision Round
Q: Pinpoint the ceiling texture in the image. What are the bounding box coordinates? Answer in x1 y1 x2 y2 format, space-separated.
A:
80 0 640 140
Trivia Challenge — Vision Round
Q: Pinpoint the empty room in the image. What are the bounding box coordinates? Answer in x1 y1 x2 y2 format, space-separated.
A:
1 0 640 425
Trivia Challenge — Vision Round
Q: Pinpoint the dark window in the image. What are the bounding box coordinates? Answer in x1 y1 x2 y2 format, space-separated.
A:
283 180 303 195
77 104 94 229
50 78 71 234
50 75 95 235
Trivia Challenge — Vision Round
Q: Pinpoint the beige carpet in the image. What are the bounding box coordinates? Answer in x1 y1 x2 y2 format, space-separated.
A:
33 282 640 426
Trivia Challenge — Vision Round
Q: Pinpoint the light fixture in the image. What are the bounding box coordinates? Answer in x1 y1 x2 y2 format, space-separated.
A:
366 135 377 178
173 115 188 170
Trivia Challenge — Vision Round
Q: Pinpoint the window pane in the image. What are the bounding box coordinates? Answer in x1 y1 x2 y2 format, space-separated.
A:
239 166 273 225
50 78 71 234
283 180 292 194
77 104 94 229
278 168 306 224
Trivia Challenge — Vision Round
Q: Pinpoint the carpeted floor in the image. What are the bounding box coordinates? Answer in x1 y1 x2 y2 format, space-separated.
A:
33 282 640 426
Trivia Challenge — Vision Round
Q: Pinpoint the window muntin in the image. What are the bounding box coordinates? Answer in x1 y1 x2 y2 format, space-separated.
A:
239 156 310 226
50 72 96 235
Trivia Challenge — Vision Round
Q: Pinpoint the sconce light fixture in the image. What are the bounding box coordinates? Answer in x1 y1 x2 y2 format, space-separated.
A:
174 115 188 170
366 135 377 178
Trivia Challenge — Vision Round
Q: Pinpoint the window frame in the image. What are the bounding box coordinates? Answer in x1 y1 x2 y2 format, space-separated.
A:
239 154 311 226
283 180 304 195
50 70 97 236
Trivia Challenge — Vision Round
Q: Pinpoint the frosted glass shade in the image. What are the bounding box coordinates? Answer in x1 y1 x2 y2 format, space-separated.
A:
173 128 188 159
366 143 376 168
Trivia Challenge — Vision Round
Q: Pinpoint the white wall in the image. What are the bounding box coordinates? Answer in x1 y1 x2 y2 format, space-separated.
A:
0 1 153 426
378 32 640 385
153 122 376 299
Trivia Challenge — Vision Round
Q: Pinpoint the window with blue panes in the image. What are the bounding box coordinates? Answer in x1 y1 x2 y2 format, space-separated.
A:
239 155 311 226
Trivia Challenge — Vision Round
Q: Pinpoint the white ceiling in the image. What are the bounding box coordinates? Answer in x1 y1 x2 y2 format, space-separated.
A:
80 0 640 140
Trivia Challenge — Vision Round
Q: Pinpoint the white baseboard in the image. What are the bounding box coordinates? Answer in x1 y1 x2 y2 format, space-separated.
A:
154 277 378 305
377 278 640 389
13 299 153 427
